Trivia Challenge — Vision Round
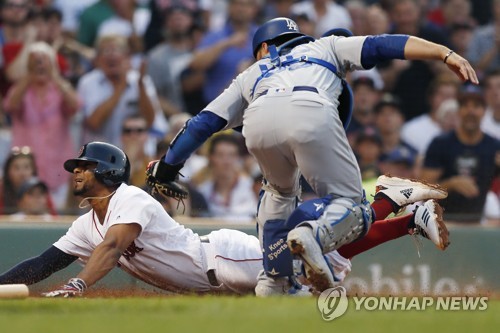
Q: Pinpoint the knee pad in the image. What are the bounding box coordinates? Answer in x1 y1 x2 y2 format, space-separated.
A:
299 198 373 254
285 194 335 230
262 219 294 278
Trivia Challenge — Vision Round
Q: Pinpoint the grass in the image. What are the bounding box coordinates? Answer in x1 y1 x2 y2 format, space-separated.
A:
0 296 498 333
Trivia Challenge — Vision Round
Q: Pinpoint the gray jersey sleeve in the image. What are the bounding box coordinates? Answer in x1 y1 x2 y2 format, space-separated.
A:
329 36 368 73
203 71 251 129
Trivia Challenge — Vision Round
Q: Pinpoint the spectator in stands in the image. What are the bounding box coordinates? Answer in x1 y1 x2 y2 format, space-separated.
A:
76 0 115 47
448 23 474 62
345 0 368 36
290 13 316 40
11 176 55 220
0 146 44 214
482 69 500 140
374 93 418 162
189 0 259 105
434 98 459 133
466 0 500 75
5 6 70 84
120 114 151 189
346 76 381 144
3 42 80 212
262 0 295 22
291 0 352 38
53 0 100 37
401 74 459 155
193 133 257 222
353 126 382 181
96 0 152 66
388 0 450 121
428 0 476 31
379 146 417 180
143 0 207 52
420 88 500 223
77 35 167 148
0 0 32 95
365 4 390 36
147 5 197 117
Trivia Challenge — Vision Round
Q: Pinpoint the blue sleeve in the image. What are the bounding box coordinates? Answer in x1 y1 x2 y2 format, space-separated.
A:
361 34 410 69
164 110 227 165
0 246 77 285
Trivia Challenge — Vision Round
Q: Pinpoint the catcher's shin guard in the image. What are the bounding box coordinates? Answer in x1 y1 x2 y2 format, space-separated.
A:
262 219 294 278
298 197 373 254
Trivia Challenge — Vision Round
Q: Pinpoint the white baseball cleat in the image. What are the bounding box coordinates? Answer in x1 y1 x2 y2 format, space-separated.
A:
287 226 335 292
375 175 448 209
412 199 450 250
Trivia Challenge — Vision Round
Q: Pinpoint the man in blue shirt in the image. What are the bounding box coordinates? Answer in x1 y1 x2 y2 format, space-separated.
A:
189 0 259 104
421 88 500 223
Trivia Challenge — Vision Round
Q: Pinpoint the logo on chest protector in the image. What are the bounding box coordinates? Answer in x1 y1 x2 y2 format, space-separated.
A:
122 241 144 261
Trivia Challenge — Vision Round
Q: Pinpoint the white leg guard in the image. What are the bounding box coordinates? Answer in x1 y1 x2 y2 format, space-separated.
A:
299 197 372 254
287 197 372 292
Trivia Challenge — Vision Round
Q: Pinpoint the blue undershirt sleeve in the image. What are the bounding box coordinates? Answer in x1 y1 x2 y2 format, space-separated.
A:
164 110 227 165
360 34 410 69
0 246 78 285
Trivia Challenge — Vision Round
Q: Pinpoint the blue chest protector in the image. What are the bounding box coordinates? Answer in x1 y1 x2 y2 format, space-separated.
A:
253 44 354 130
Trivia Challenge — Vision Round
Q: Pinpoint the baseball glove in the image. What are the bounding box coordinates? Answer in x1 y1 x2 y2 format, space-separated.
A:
146 160 189 200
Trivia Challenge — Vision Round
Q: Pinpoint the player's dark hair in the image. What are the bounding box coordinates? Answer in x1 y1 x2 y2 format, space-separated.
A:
208 134 244 156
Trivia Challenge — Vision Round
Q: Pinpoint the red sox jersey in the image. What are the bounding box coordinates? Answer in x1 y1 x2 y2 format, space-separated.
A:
53 184 351 293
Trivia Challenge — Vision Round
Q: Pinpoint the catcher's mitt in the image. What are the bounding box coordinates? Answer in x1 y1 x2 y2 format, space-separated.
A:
146 160 189 200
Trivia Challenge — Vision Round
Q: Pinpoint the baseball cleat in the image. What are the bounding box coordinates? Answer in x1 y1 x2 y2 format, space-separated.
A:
287 226 335 292
412 199 450 250
375 175 448 210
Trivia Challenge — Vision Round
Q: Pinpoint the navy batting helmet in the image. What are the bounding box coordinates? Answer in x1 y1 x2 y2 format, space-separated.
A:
64 142 130 186
252 17 305 58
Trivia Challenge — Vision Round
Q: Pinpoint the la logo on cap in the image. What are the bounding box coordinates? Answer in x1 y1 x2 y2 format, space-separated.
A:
286 19 298 31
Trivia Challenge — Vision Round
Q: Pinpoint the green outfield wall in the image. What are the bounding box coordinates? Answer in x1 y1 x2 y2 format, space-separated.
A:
0 218 497 296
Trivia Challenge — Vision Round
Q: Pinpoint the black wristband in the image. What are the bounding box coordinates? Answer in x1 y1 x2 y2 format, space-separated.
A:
443 50 454 64
155 158 184 183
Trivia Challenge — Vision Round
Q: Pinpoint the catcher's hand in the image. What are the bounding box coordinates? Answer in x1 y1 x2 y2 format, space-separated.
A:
42 278 87 298
146 159 188 200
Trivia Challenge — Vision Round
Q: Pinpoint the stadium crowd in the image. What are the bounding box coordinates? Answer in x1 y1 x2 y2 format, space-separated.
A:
0 0 498 225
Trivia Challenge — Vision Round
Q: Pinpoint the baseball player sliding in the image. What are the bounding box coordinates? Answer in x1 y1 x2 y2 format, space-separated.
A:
147 17 477 296
0 142 449 296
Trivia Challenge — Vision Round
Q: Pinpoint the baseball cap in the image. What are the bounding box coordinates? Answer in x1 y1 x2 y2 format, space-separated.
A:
352 76 377 91
17 177 48 200
457 84 485 107
374 93 402 114
381 146 416 166
355 126 382 146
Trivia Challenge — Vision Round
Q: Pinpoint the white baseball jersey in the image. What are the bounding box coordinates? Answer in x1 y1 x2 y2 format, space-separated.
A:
52 184 351 294
53 184 261 293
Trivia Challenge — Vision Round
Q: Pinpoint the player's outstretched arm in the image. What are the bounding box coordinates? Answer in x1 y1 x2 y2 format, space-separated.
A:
403 36 479 84
0 246 77 285
44 223 141 297
77 223 142 287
